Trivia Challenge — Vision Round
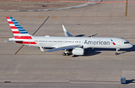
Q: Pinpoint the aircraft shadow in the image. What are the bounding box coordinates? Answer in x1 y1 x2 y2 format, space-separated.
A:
40 45 135 56
84 48 101 56
126 79 135 84
83 45 135 56
120 45 135 54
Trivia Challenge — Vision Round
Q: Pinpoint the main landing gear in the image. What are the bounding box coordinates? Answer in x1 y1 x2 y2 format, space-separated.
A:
62 49 72 56
115 48 120 55
62 53 70 56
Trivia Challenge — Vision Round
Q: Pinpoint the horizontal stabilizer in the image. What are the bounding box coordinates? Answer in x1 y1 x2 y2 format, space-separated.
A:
46 45 81 52
4 40 14 42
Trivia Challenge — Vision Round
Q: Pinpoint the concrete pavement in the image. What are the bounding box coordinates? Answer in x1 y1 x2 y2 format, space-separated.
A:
0 0 135 87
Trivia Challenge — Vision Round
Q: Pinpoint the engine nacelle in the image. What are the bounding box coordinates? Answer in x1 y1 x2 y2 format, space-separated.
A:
72 48 84 55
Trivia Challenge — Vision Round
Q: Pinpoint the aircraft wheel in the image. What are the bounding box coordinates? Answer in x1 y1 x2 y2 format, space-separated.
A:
115 52 119 55
62 53 66 56
66 53 70 56
73 55 78 57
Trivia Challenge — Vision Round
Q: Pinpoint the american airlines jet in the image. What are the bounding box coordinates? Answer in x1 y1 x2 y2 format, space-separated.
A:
5 17 133 56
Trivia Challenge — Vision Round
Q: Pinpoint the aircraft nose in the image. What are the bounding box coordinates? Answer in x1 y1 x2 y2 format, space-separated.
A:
129 43 133 48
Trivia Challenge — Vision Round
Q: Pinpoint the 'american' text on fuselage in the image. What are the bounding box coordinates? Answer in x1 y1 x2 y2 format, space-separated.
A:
84 40 110 45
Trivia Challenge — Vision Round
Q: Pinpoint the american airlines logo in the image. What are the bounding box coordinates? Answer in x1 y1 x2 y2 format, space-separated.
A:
110 39 116 45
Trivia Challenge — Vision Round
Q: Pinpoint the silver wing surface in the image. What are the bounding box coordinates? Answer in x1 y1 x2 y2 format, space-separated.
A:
46 45 81 52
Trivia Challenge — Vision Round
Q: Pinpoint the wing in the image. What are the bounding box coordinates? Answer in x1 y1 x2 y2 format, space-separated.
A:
46 45 81 52
62 25 74 37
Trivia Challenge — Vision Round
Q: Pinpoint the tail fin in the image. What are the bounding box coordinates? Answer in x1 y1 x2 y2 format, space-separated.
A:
6 17 32 39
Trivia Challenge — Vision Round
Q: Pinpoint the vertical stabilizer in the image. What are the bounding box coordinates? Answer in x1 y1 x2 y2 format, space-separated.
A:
6 17 32 39
6 17 37 45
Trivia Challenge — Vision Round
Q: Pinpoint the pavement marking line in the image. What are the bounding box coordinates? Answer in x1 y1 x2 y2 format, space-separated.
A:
125 0 128 16
15 45 24 55
52 17 57 18
4 81 11 83
39 17 44 18
32 16 49 35
15 16 50 55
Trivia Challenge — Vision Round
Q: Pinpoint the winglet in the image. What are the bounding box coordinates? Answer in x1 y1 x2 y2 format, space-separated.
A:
62 25 74 37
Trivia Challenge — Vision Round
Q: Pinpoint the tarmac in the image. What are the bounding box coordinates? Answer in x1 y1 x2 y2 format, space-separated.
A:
0 0 100 11
0 0 135 87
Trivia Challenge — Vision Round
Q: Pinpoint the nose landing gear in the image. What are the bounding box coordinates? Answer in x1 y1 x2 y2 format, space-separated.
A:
115 48 120 55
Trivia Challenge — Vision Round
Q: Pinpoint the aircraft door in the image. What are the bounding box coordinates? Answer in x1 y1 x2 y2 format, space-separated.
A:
117 40 121 47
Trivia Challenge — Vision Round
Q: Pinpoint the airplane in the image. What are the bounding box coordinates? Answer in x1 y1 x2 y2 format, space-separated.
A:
5 17 133 56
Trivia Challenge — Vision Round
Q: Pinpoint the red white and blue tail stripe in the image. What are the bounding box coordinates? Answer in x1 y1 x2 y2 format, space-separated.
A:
6 17 32 39
6 17 37 45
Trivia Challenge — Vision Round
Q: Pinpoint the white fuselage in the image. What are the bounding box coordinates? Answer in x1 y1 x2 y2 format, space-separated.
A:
28 36 133 49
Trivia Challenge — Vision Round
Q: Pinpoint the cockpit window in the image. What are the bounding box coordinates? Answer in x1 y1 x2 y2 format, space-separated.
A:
124 42 129 44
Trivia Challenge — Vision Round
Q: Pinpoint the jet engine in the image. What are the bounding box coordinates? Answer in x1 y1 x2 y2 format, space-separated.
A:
72 48 84 55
